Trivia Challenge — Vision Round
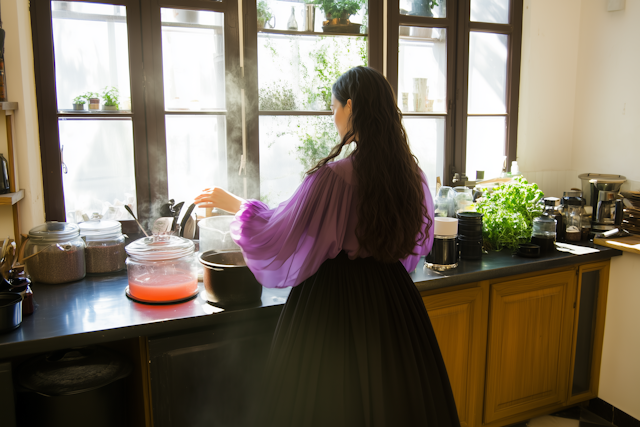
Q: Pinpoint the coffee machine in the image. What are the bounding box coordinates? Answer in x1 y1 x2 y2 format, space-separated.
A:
577 173 626 235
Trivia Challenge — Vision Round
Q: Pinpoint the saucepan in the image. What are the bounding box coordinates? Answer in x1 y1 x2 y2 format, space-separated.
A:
199 250 262 307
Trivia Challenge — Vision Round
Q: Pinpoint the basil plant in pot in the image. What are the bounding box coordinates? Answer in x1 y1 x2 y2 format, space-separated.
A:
72 95 86 110
313 0 365 31
102 86 120 111
257 0 274 29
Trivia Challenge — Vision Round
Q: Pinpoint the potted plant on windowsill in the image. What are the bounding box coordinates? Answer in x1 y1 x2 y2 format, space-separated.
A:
102 86 119 111
312 0 365 33
72 95 86 110
257 1 274 29
85 91 100 110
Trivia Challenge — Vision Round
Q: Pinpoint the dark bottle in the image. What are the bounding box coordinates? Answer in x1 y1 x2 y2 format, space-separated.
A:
0 153 10 194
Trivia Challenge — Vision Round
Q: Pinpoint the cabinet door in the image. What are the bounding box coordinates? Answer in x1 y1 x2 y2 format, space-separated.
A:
148 316 279 427
483 271 575 424
423 286 487 427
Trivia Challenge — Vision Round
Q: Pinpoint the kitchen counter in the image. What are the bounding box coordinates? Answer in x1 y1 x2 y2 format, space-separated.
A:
0 243 621 359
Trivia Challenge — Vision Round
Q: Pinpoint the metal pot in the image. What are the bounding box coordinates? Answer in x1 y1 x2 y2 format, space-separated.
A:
199 250 262 307
0 292 22 333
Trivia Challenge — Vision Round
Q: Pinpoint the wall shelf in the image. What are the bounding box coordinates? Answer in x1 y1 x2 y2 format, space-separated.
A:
0 190 25 206
0 102 18 112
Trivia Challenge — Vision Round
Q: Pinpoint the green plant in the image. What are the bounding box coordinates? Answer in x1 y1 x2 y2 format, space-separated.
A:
257 0 273 22
73 95 86 105
311 0 365 19
101 86 120 107
84 91 99 101
476 176 545 252
259 81 297 110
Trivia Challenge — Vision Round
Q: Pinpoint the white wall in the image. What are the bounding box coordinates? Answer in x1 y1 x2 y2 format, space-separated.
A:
519 0 640 419
572 1 640 420
0 0 46 237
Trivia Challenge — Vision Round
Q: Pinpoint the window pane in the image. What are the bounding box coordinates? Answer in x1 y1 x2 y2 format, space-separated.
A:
400 0 447 18
468 32 508 114
398 27 447 113
470 0 510 24
404 117 445 199
258 34 367 111
51 1 132 112
258 1 368 33
59 118 136 222
161 9 225 111
260 115 344 206
165 115 228 206
465 116 506 180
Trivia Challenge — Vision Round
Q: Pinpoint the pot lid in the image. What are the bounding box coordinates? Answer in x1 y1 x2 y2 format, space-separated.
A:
578 173 626 184
125 235 195 261
79 220 122 240
28 222 80 241
16 346 132 396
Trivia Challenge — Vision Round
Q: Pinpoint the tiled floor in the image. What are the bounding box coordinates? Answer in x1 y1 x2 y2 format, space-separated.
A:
508 406 615 427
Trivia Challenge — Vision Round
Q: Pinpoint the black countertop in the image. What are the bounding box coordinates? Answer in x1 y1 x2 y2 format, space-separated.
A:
0 243 621 359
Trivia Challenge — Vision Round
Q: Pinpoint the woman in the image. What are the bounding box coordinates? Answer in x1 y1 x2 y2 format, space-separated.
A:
195 66 460 427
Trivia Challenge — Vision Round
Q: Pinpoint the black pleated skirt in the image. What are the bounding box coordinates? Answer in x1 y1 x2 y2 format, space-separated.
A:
253 251 461 427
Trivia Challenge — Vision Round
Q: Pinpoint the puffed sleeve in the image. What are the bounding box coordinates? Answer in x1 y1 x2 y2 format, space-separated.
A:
400 173 435 273
230 165 352 288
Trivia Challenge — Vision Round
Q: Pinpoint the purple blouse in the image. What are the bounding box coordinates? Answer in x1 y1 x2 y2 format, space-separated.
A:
230 157 435 288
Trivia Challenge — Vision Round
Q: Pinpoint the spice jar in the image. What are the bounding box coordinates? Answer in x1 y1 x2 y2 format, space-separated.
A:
531 215 557 253
125 235 198 303
79 220 126 274
24 222 86 284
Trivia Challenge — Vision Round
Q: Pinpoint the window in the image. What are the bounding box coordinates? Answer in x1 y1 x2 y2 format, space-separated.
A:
388 0 523 188
32 0 242 230
33 0 520 223
243 0 383 206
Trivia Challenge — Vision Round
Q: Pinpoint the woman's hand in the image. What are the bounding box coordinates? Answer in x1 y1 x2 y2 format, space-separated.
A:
194 187 246 214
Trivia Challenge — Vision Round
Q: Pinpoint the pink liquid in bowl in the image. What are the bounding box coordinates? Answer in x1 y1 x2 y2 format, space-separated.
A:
129 272 198 302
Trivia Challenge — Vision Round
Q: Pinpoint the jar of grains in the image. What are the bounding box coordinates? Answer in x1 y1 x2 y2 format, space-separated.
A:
24 222 86 284
79 220 127 274
125 235 198 303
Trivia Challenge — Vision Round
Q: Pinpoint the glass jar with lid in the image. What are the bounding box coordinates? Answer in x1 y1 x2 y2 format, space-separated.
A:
24 222 86 284
531 214 557 253
563 198 583 241
125 235 198 303
542 197 564 241
79 220 126 274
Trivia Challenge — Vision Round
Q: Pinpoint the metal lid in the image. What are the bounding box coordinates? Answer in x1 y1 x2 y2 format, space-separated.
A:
562 197 584 206
28 222 80 242
16 346 132 397
125 235 195 261
578 173 626 184
79 220 123 241
544 197 561 207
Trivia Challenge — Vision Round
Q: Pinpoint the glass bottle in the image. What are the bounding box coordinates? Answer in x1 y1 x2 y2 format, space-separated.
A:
564 199 583 242
542 197 563 241
287 6 298 30
531 215 556 253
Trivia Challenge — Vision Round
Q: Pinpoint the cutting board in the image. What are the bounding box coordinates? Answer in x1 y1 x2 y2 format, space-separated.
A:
594 235 640 255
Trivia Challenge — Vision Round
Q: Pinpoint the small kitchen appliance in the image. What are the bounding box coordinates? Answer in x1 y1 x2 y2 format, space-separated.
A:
592 190 624 233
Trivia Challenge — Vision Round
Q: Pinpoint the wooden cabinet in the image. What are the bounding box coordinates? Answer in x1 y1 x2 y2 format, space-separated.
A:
148 315 279 427
421 261 610 427
423 285 488 427
483 270 576 424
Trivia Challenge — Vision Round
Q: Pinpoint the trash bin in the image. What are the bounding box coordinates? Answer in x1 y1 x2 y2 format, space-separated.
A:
15 345 132 427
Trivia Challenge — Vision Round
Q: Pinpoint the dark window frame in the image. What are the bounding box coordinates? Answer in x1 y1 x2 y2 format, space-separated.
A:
31 0 243 230
388 0 523 186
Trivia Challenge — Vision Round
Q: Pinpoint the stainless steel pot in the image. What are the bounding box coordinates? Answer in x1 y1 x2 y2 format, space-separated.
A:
199 250 262 307
0 292 22 333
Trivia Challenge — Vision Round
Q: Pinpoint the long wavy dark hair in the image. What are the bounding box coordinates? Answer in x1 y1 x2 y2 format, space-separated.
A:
307 66 431 263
